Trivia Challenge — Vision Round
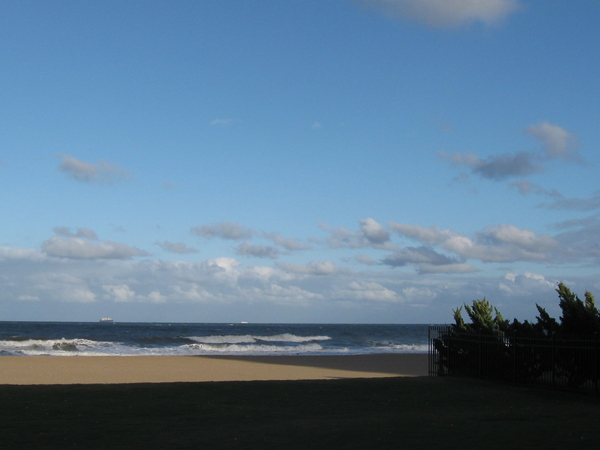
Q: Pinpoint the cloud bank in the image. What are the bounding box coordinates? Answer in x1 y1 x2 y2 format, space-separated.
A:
0 244 585 323
2 211 600 322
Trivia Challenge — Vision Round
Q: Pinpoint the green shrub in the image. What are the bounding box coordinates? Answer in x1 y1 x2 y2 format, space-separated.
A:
434 283 600 388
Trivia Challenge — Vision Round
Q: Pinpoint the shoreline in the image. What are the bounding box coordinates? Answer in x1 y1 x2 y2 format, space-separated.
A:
0 353 428 385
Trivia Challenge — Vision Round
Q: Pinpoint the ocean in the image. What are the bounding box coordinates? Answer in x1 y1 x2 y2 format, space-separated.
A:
0 322 431 356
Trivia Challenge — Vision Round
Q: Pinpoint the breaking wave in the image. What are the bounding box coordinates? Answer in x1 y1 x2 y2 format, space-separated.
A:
186 334 331 345
186 343 326 354
0 323 431 356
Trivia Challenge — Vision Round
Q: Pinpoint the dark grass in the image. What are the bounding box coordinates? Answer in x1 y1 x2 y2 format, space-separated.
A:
1 377 599 449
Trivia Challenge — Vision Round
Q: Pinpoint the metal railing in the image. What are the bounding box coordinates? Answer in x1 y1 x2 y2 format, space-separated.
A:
429 325 600 395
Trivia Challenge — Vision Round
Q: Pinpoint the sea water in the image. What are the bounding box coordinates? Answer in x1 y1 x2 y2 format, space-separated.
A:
0 322 431 356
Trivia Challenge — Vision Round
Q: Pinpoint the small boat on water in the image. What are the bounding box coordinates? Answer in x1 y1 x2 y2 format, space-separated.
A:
99 317 114 323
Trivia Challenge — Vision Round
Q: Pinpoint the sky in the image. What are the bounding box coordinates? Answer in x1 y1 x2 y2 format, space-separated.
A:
1 0 599 323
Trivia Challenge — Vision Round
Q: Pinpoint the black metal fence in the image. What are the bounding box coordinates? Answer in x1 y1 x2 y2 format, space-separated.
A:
428 325 600 395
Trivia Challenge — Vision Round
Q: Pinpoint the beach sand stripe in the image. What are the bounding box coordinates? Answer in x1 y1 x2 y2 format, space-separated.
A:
0 354 428 385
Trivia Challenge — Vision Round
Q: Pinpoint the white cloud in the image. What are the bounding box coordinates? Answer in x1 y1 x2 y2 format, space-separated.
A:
148 291 167 303
355 255 376 265
156 241 199 254
28 272 98 303
382 246 458 266
439 122 579 181
540 192 600 212
191 221 254 240
318 222 362 248
476 152 542 180
203 257 243 279
509 180 563 199
264 233 312 251
380 244 476 274
102 284 168 303
478 224 557 252
357 0 522 28
401 286 437 304
334 281 402 303
388 223 452 246
446 225 557 262
552 218 600 264
525 121 580 160
54 227 98 240
60 288 97 303
499 272 556 296
172 285 215 303
42 236 149 260
57 153 132 184
276 260 348 276
103 284 137 302
439 149 542 181
418 263 477 274
0 241 595 322
319 219 396 250
2 212 600 322
256 284 323 306
157 257 244 285
0 247 47 262
18 295 40 302
235 241 280 259
360 218 390 244
389 222 559 263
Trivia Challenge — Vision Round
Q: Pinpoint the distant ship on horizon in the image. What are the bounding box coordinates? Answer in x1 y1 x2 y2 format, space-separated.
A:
99 317 114 323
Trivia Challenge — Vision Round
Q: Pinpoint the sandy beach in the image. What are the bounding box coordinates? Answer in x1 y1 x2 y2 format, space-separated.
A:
2 354 599 449
0 353 428 385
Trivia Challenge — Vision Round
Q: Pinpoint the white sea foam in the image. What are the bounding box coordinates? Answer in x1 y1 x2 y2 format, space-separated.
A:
0 338 331 356
0 340 428 356
186 333 331 345
186 335 257 344
253 333 331 343
0 338 118 356
388 344 429 353
186 342 325 354
0 325 429 356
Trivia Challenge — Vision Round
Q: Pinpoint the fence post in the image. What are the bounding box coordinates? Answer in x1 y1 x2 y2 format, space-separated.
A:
512 331 516 385
595 332 598 396
552 333 556 390
428 326 436 377
478 330 482 378
445 326 450 376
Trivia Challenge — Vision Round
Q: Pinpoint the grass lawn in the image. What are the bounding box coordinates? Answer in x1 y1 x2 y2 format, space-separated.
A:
1 376 599 449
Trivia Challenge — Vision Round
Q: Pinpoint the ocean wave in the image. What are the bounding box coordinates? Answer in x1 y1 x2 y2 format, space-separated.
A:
186 342 325 354
0 338 115 356
388 344 429 353
0 323 430 356
0 341 427 357
133 335 196 345
254 333 331 343
186 335 258 344
186 333 331 345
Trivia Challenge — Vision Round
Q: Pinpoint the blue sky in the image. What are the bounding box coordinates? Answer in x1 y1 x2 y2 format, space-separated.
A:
1 0 599 323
